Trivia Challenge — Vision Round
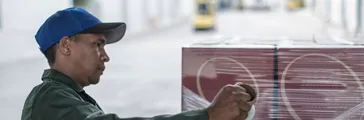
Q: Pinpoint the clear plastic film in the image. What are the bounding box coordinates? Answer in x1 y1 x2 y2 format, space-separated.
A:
182 86 255 120
182 36 364 120
182 86 210 110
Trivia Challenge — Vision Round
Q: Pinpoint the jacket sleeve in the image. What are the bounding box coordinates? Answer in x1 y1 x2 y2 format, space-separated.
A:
43 88 209 120
79 109 209 120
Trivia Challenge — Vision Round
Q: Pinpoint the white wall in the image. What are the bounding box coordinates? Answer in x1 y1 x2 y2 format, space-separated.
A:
313 0 330 19
329 0 342 26
180 0 194 17
312 0 361 36
146 0 159 28
98 0 124 22
345 0 358 33
126 0 146 33
0 0 193 35
95 0 193 34
1 0 72 32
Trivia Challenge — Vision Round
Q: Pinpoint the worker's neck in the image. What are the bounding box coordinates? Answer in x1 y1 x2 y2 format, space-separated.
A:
51 63 87 87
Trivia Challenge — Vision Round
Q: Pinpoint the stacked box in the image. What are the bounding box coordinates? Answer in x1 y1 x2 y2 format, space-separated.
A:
182 45 274 119
181 37 364 119
277 46 364 120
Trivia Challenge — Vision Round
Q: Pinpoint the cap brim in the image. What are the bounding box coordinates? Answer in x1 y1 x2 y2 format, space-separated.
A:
81 22 127 44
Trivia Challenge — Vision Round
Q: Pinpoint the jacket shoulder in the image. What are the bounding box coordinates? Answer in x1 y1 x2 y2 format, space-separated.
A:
21 80 81 120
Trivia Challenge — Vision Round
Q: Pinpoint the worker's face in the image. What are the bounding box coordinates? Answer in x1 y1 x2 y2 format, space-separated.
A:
69 33 110 86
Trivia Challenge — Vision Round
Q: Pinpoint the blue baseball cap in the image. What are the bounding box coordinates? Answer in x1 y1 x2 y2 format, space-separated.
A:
35 7 127 54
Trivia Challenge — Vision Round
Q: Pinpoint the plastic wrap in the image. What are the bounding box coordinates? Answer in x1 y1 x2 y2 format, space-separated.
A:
181 36 364 120
182 86 210 110
182 86 256 120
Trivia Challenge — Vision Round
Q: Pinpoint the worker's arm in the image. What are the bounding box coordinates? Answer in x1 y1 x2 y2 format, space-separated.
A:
41 88 209 120
75 108 209 120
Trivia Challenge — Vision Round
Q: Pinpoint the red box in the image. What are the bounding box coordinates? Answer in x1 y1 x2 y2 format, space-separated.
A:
182 45 275 120
277 46 364 120
182 42 364 119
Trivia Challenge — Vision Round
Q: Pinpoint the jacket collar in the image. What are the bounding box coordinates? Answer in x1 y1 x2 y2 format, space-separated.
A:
41 69 84 93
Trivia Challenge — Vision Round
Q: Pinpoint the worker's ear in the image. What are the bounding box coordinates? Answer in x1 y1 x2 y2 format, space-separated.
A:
58 36 72 56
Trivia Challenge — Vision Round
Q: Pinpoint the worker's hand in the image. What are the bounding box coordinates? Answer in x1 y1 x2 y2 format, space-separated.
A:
207 82 256 120
233 83 257 120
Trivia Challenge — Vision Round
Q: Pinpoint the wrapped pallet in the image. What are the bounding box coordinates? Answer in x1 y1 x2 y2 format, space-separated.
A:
181 36 364 120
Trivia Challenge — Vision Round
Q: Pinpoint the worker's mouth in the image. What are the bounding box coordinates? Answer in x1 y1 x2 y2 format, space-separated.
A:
99 67 105 71
98 66 105 74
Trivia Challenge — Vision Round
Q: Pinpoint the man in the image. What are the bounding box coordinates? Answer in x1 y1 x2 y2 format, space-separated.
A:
21 7 256 120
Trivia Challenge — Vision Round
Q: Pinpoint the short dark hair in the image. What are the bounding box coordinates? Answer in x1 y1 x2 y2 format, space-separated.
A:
44 35 79 67
45 45 57 66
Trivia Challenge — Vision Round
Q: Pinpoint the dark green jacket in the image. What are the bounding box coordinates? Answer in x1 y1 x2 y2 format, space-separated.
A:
21 69 209 120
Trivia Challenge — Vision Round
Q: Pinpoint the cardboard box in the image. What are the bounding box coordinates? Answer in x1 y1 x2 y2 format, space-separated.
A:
277 46 364 120
181 37 364 119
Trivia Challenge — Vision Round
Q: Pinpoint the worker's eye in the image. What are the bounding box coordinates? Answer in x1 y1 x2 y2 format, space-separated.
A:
93 42 101 47
96 42 102 47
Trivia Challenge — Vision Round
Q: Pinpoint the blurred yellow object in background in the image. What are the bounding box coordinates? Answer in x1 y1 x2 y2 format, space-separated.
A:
286 0 305 10
193 0 217 30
